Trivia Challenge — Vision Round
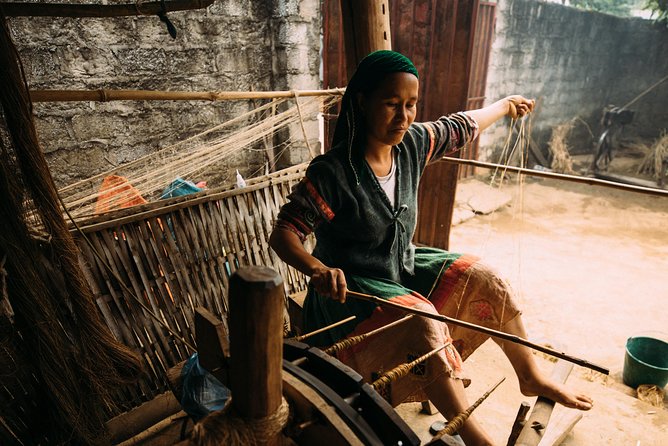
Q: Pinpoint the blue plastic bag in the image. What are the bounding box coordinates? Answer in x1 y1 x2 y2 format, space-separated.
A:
180 353 230 421
160 177 203 199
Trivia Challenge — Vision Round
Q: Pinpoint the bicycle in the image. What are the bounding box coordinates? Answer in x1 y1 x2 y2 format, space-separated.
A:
590 105 635 173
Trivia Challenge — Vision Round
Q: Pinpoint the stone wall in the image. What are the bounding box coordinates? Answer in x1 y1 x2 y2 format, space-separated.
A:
9 0 322 187
480 0 668 162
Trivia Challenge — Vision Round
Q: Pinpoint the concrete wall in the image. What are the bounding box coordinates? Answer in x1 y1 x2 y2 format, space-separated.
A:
9 0 321 187
480 0 668 162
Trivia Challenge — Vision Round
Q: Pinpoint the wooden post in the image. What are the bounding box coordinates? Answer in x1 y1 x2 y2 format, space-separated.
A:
340 0 392 76
229 266 284 446
515 360 574 446
194 307 230 385
506 401 531 446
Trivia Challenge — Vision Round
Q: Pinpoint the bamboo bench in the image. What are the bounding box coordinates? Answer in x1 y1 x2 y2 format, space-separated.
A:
73 163 313 441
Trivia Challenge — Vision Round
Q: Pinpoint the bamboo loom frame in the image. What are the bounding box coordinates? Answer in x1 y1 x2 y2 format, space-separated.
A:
70 162 313 417
1 0 215 17
442 157 668 197
30 88 346 103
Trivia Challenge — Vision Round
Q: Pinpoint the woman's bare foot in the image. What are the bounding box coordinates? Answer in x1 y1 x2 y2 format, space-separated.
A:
519 376 593 410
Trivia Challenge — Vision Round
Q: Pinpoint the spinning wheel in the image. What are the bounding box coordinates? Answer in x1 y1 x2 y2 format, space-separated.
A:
282 339 420 445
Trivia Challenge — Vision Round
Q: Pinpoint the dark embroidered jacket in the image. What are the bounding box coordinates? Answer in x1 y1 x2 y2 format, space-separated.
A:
275 112 478 283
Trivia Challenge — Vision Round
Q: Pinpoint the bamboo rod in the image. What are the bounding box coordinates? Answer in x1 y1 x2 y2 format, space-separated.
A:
30 87 345 103
290 315 357 342
441 157 668 197
72 171 307 233
1 0 215 17
432 377 506 440
346 290 609 375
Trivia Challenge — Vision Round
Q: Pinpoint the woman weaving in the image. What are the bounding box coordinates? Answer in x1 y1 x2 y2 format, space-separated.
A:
269 50 592 445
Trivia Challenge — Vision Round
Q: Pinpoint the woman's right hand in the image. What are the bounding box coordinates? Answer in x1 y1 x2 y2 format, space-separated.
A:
310 266 348 303
506 95 535 119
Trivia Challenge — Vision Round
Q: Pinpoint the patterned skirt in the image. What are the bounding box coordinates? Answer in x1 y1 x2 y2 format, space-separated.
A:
302 247 521 406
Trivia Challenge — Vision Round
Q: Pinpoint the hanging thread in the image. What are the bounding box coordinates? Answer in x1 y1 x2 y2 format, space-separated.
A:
432 377 506 439
323 314 413 355
372 344 448 391
289 315 357 342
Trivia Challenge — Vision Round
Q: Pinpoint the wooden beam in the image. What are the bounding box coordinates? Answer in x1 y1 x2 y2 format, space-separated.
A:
194 307 229 385
105 391 182 445
340 0 391 76
515 360 573 446
535 410 583 446
0 0 214 17
229 266 284 445
29 87 345 103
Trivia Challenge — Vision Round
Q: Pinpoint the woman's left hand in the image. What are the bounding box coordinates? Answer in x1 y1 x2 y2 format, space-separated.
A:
506 95 535 119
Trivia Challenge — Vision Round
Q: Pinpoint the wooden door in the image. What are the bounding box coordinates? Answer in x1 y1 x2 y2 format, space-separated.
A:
323 0 496 249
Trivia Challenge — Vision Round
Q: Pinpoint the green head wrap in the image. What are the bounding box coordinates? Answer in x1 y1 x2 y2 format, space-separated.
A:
332 50 419 184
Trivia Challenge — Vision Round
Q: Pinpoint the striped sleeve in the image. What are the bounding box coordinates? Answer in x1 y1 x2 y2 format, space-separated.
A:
274 177 335 242
424 112 479 164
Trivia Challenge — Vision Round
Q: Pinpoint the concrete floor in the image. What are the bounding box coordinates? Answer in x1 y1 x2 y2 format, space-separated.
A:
396 156 668 445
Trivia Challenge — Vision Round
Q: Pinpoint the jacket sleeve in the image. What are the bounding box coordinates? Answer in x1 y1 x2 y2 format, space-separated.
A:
274 159 338 242
417 112 480 165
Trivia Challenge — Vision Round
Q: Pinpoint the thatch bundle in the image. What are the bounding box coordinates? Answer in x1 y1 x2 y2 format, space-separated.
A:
637 130 668 184
548 121 576 174
0 16 142 445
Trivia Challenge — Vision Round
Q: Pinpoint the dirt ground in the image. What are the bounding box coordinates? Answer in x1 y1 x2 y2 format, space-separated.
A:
397 154 668 445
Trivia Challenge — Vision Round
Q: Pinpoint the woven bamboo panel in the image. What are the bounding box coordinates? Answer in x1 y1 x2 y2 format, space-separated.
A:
74 163 311 415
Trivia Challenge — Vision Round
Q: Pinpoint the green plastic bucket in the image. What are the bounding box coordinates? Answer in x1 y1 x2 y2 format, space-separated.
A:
623 336 668 389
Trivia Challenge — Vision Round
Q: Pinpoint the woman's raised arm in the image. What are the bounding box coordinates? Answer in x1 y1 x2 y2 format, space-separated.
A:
464 95 534 132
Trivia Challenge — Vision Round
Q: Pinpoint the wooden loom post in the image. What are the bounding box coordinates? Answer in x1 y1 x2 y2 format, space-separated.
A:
229 266 284 446
340 0 392 77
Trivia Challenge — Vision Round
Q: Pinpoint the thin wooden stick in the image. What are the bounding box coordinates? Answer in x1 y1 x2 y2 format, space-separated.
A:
441 157 668 198
292 90 315 158
323 315 414 355
2 0 215 17
289 315 356 342
30 88 345 103
346 290 609 375
432 377 506 440
371 344 448 391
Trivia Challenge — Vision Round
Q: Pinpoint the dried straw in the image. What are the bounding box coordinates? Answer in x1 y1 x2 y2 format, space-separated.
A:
636 384 666 408
548 121 576 174
637 131 668 182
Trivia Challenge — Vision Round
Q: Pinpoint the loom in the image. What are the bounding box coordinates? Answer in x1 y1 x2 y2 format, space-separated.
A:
2 1 631 443
1 19 458 441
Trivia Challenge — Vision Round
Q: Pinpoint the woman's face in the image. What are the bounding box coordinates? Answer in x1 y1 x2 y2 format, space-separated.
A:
359 71 419 150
